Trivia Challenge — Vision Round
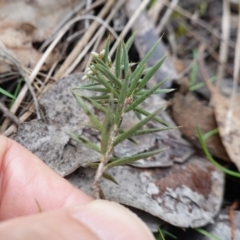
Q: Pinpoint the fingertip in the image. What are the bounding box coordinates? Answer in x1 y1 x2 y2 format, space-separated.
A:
71 200 155 240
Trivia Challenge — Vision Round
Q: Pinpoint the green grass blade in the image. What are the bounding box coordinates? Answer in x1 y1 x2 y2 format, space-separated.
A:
136 56 166 92
93 64 122 88
126 78 168 112
159 229 177 239
113 106 165 146
190 49 198 86
68 133 101 153
72 91 103 132
195 228 221 240
134 107 169 127
115 41 122 78
0 87 16 99
105 148 167 170
203 128 219 140
158 228 166 240
197 126 240 178
10 78 23 107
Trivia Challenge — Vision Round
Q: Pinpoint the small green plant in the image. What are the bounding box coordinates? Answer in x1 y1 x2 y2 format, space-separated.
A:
70 36 172 198
197 126 240 178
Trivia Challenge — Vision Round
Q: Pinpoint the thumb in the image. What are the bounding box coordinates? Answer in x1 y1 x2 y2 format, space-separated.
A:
0 200 155 240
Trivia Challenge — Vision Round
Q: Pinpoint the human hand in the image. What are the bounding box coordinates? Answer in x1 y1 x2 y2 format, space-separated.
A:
0 136 154 240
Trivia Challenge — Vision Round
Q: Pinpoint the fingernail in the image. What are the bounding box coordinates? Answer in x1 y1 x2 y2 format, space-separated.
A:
71 200 154 240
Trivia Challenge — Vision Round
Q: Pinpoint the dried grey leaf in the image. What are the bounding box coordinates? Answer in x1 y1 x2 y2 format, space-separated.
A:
13 120 100 176
66 155 224 228
39 73 94 132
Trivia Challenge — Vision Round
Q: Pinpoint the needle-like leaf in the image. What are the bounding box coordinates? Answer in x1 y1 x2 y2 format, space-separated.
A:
129 38 161 89
134 107 169 127
93 64 122 88
126 78 168 112
136 56 166 92
81 96 108 114
104 38 110 63
133 127 175 136
115 41 122 78
88 71 119 97
68 133 101 153
72 91 103 132
104 148 167 170
101 95 114 154
113 106 165 146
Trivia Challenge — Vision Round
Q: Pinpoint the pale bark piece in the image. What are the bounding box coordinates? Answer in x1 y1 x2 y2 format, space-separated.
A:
13 120 99 176
12 73 100 176
39 73 92 133
124 0 177 90
67 155 224 228
172 92 230 161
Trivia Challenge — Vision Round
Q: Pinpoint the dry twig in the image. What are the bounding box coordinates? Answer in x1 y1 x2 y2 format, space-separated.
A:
216 0 231 88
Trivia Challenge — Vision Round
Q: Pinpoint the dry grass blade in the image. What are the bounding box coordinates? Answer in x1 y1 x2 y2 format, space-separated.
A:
164 0 235 48
216 0 231 88
54 0 115 79
156 0 179 35
0 102 20 127
109 0 151 56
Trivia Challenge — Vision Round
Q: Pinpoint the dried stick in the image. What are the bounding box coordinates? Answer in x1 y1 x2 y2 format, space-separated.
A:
164 0 235 48
216 0 231 88
109 0 151 57
156 0 179 35
64 14 119 76
54 0 115 79
226 8 240 134
0 102 20 127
